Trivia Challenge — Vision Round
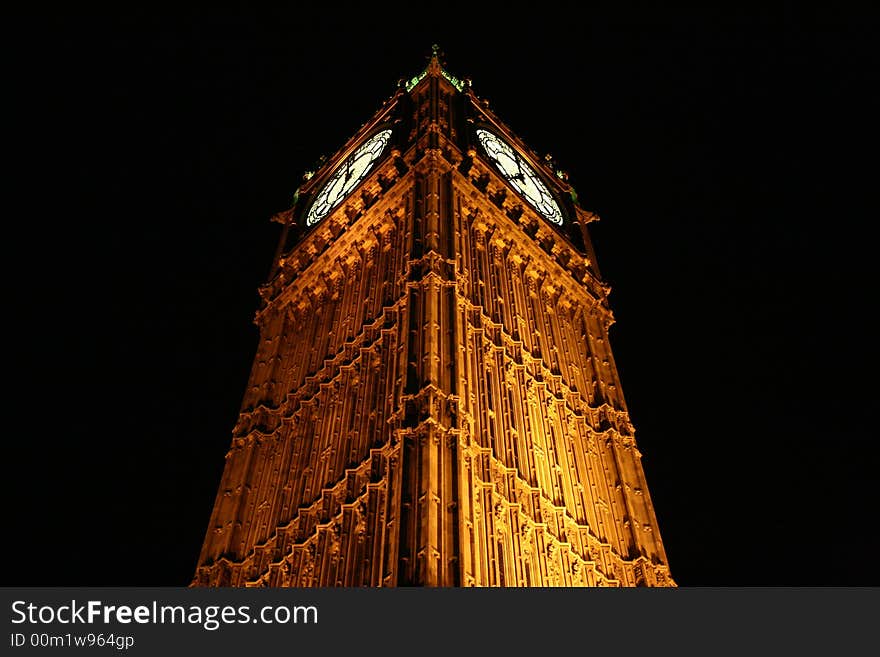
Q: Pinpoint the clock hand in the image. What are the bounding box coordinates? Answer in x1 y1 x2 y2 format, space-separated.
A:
500 164 522 181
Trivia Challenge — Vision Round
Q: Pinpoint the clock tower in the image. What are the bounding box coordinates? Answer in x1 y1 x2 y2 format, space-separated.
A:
193 49 675 587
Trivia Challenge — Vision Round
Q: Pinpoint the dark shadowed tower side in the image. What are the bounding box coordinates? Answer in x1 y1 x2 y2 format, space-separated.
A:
193 50 675 587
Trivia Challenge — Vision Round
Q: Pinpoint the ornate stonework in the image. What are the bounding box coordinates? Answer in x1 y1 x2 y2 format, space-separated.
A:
193 53 675 587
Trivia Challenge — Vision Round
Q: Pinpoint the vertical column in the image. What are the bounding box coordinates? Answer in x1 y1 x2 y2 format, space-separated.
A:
398 141 460 585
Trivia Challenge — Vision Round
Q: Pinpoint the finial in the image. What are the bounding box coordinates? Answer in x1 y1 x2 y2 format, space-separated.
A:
427 44 443 75
429 43 446 66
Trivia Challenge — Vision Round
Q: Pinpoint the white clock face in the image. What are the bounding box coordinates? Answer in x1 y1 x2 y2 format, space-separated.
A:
476 129 564 225
305 129 393 227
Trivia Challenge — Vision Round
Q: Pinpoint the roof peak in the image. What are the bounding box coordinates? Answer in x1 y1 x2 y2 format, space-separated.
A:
427 44 442 74
403 45 467 92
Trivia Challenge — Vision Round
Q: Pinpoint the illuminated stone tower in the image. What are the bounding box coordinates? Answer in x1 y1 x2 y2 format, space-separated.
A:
193 50 675 587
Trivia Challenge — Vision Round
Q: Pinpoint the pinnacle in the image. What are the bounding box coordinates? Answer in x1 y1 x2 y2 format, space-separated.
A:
427 44 443 74
402 45 467 93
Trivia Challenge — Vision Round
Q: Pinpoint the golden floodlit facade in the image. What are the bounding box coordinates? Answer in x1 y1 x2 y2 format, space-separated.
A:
193 51 675 587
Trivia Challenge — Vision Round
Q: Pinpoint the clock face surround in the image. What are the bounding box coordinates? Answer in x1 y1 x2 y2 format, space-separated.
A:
475 128 564 225
305 129 393 227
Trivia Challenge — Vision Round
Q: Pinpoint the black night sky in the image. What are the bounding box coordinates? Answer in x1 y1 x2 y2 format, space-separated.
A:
5 6 877 587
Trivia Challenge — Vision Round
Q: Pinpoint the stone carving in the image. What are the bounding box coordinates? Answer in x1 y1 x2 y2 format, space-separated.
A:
192 54 675 589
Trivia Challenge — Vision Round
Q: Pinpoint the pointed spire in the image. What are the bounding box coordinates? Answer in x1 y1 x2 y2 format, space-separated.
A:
427 44 442 76
403 45 467 92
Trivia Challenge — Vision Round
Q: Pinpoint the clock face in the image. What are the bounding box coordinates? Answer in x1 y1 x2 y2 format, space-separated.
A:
305 129 393 227
475 129 564 225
